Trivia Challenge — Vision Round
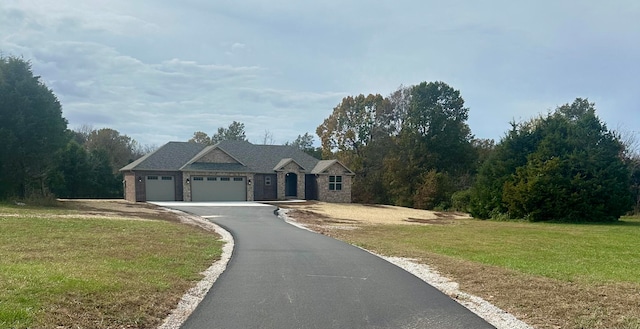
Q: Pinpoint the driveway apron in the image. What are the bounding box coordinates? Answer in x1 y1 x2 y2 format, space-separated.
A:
165 203 495 329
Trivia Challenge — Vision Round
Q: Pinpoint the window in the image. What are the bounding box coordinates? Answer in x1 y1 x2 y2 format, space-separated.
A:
329 175 342 191
233 177 243 182
147 176 158 180
161 176 172 181
207 177 217 181
265 176 272 186
220 177 230 181
193 177 204 181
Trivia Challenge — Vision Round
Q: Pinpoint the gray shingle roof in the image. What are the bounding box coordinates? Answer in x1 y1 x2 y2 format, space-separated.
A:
119 142 205 171
311 160 356 175
215 140 320 174
120 140 325 174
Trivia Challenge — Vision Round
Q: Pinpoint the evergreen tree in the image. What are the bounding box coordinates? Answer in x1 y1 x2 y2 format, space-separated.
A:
0 55 68 198
471 99 632 222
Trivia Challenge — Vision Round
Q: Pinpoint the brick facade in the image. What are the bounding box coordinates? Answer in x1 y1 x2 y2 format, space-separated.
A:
121 141 353 203
123 172 136 202
316 163 353 203
276 162 306 200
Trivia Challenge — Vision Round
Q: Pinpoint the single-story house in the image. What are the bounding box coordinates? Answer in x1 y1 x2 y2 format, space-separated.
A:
119 140 354 203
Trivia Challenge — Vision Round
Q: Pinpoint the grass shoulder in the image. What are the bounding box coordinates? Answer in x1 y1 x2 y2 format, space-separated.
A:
0 200 223 329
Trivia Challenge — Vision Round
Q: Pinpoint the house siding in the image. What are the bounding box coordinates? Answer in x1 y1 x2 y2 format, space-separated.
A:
254 174 277 200
317 163 352 203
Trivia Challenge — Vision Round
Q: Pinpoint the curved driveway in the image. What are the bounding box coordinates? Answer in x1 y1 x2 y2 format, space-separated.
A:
162 203 494 329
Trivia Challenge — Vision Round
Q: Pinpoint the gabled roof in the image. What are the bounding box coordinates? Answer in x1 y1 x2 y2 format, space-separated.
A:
311 160 356 175
180 144 246 170
119 142 205 171
119 139 348 175
273 158 305 171
214 140 320 174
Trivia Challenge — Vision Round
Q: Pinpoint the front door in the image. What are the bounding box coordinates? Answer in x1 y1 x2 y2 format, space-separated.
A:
285 173 297 197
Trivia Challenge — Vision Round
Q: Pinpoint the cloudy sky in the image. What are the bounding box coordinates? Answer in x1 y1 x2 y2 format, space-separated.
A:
2 1 639 147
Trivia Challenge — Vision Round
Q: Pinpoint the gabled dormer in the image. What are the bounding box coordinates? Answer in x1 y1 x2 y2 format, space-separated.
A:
179 144 248 172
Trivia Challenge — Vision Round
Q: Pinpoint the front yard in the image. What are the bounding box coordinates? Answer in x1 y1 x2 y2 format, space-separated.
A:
0 200 223 329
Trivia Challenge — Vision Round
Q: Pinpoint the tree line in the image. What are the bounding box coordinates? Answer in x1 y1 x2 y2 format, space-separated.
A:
0 56 153 201
316 82 639 222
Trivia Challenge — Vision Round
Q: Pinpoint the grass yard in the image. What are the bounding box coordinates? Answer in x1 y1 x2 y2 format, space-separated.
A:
0 201 223 329
342 217 640 284
284 202 640 329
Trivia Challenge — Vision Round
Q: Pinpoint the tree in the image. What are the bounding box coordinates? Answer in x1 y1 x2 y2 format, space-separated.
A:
261 130 275 145
88 148 122 198
0 55 68 198
48 140 92 198
317 94 393 162
472 99 632 222
84 128 139 174
469 120 542 218
384 81 476 208
189 131 211 145
286 132 322 158
211 121 247 144
317 94 395 203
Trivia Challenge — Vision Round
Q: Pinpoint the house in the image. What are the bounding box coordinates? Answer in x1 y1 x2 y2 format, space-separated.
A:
119 140 354 203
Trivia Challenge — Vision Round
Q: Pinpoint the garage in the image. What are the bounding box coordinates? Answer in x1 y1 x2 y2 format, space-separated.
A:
191 176 247 201
145 175 175 201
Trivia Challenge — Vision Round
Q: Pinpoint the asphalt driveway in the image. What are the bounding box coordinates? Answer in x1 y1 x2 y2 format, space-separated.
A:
159 202 495 329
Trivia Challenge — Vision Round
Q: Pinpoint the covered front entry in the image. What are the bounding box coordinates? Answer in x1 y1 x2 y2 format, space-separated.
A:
285 173 297 197
145 175 175 201
191 176 247 201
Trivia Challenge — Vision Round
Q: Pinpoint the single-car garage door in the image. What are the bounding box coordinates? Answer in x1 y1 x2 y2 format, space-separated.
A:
146 175 175 201
191 176 247 201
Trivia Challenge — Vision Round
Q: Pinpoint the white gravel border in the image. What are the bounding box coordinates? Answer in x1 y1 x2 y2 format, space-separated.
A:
277 208 533 329
157 210 234 329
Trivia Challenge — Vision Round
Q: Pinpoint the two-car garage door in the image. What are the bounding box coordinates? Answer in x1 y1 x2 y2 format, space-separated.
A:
191 176 247 202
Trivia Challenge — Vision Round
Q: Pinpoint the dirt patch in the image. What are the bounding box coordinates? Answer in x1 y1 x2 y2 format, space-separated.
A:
278 201 470 226
405 217 453 224
59 199 185 222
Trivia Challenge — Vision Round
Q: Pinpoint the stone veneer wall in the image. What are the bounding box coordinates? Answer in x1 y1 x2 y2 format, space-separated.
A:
183 172 255 201
123 172 136 202
276 162 306 200
198 148 238 163
316 163 352 203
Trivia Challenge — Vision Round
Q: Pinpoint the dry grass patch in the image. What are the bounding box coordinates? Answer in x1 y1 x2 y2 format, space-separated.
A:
279 201 469 226
282 202 640 329
0 200 223 329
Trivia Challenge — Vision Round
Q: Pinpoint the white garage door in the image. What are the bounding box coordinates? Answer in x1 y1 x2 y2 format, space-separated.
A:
146 175 175 201
191 176 247 202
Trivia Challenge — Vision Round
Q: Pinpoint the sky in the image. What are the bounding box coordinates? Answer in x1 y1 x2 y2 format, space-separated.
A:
1 0 639 147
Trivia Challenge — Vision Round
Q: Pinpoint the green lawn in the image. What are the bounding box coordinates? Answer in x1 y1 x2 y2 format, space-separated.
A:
0 203 222 329
342 216 640 284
